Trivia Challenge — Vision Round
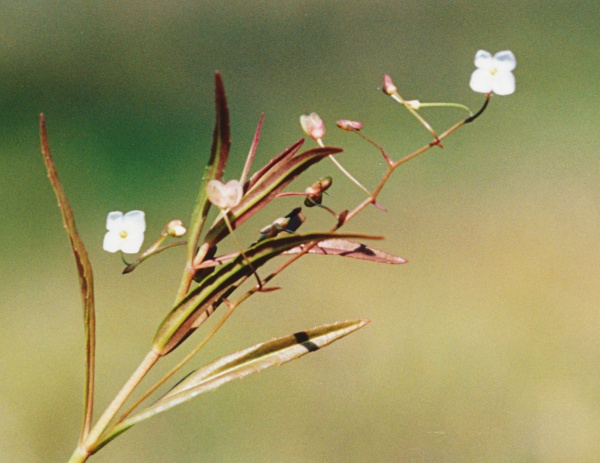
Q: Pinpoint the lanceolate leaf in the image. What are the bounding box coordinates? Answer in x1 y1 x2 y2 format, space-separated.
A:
186 72 231 264
239 114 264 186
40 115 96 439
196 239 407 269
284 239 408 264
245 138 304 191
153 232 379 355
106 319 369 444
203 144 343 247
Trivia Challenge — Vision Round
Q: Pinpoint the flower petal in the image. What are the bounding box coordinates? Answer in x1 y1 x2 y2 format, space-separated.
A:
120 232 145 254
491 71 516 96
474 50 492 69
106 211 124 231
469 68 493 93
493 50 516 72
103 230 123 252
123 210 146 233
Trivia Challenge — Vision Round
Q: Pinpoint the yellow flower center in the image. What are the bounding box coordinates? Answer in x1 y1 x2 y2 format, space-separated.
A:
120 230 128 239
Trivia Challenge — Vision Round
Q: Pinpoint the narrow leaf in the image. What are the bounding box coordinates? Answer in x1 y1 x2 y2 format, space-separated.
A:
153 232 379 355
246 139 304 191
40 114 96 440
196 238 404 269
239 114 264 186
186 72 231 264
115 320 369 436
284 239 408 264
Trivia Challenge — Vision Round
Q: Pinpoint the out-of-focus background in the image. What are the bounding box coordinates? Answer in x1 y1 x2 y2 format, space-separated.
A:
1 1 599 462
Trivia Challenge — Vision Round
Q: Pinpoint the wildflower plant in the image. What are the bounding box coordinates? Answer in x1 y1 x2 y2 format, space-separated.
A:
39 51 514 462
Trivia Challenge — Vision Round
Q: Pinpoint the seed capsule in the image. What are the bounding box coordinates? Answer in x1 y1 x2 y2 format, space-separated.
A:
304 176 333 207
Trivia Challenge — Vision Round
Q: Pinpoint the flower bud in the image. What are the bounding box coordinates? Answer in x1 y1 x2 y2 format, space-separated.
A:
167 220 187 237
336 120 364 131
382 74 397 95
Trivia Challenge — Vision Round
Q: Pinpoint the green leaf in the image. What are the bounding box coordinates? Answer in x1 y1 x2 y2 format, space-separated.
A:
40 114 96 439
107 319 369 442
153 232 379 355
186 72 231 264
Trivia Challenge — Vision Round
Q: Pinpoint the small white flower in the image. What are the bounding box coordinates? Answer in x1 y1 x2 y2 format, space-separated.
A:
103 210 146 254
469 50 516 96
207 179 243 210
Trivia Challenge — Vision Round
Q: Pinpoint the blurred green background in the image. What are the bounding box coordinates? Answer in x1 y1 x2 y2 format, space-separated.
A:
1 1 599 462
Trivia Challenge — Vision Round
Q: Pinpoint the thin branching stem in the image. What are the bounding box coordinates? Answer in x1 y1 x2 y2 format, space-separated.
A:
391 93 441 145
67 92 491 463
230 96 492 296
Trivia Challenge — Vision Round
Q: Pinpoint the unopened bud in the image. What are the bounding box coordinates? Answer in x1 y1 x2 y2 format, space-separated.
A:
167 220 187 237
382 74 397 95
336 120 364 131
300 112 325 140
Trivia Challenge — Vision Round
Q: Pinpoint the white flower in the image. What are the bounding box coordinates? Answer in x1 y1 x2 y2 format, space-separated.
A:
103 210 146 254
207 179 243 210
469 50 516 96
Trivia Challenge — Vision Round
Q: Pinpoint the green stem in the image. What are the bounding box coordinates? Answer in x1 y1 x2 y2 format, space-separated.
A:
391 93 440 142
67 446 90 463
113 299 240 429
415 102 473 115
69 349 160 461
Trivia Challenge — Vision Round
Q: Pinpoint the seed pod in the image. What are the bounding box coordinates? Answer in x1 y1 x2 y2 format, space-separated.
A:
304 176 332 207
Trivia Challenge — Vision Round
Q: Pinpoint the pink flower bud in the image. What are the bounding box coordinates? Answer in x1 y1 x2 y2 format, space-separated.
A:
300 112 325 140
336 120 364 131
382 74 397 95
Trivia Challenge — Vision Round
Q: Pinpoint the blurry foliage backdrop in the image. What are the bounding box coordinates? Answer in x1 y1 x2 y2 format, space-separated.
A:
1 1 599 462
